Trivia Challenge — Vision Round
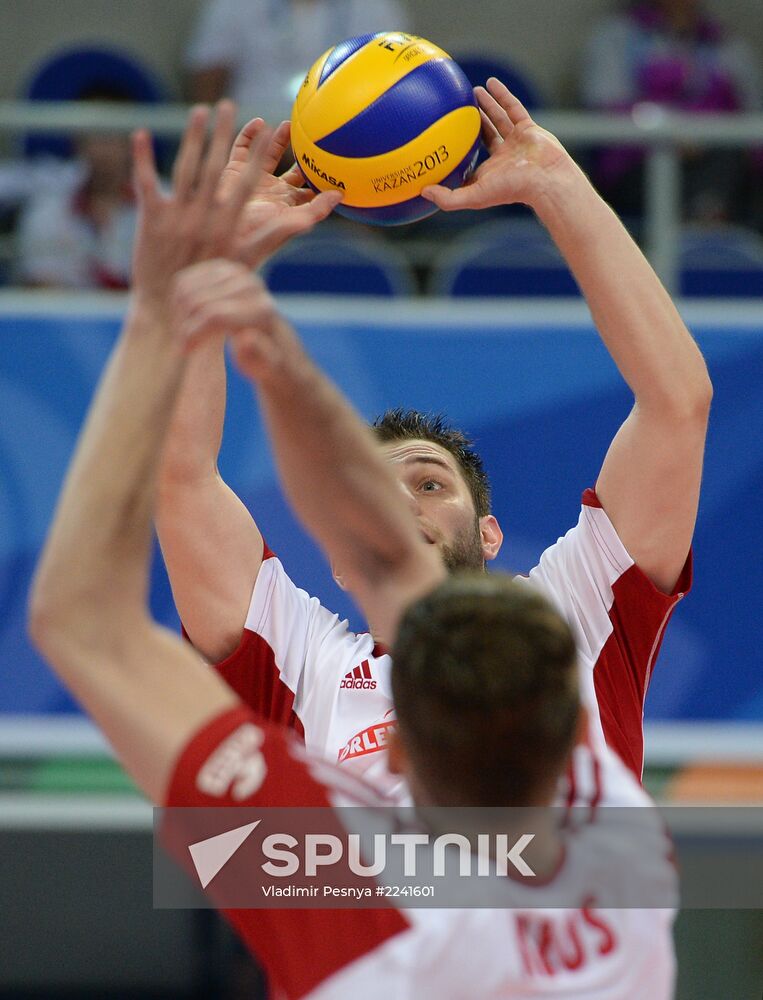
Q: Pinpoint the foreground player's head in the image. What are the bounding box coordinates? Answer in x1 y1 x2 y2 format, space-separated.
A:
372 409 502 571
390 573 580 807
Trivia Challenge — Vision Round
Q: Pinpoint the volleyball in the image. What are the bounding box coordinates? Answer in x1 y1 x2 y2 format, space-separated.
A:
290 32 481 226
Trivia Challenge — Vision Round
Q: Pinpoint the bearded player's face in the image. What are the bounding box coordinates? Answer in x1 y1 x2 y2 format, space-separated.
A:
380 439 502 572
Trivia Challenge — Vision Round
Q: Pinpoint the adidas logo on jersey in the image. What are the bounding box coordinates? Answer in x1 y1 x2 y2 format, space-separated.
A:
340 660 377 690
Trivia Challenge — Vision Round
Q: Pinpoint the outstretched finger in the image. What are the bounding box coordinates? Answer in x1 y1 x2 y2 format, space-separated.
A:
269 188 342 231
475 86 513 140
290 186 318 206
228 116 267 168
420 183 478 212
262 121 292 175
486 77 534 126
198 100 237 204
479 108 502 155
172 105 210 199
131 129 160 207
236 189 342 267
214 124 273 240
280 160 310 190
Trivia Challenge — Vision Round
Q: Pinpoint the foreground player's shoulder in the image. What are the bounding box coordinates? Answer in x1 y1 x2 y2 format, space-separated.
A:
165 703 393 810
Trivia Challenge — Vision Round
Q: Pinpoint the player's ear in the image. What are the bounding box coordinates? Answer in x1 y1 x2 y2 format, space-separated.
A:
479 515 503 562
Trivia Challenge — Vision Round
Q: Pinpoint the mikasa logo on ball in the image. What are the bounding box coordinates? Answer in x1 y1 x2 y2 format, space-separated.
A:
301 153 346 190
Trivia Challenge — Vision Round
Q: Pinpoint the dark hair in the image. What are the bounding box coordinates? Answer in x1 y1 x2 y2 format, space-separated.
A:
372 409 491 517
391 573 579 807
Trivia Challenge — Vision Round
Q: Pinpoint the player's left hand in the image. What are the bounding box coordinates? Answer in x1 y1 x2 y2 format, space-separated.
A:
220 118 342 268
421 77 570 212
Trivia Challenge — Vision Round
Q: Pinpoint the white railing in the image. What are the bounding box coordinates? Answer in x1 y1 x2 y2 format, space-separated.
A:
1 99 762 293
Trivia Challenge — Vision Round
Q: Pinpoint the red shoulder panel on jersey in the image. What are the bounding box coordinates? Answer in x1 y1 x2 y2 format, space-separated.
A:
214 629 305 739
180 536 303 739
581 487 603 509
593 553 692 779
165 705 410 999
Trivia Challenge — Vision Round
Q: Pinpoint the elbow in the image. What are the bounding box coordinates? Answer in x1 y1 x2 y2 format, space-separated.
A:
693 366 713 417
688 345 714 413
29 581 148 670
28 574 114 662
156 455 217 499
656 366 713 425
27 561 91 660
27 579 69 660
688 371 713 430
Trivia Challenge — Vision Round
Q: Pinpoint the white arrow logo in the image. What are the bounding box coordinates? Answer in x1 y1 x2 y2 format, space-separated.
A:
188 820 261 888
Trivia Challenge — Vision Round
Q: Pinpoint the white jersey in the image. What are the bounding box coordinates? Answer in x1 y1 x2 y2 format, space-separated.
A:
205 489 691 807
167 704 678 999
186 0 409 120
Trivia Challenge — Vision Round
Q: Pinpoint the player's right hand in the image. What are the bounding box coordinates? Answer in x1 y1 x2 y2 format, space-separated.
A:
130 101 268 314
221 118 343 269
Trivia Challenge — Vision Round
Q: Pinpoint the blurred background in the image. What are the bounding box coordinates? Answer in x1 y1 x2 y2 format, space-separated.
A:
0 1 761 998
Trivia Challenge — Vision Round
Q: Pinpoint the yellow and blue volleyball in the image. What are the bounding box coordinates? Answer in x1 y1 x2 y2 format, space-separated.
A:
291 32 481 226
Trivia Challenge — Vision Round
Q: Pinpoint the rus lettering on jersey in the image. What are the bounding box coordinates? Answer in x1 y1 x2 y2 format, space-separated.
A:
197 723 267 801
337 721 396 762
514 898 617 977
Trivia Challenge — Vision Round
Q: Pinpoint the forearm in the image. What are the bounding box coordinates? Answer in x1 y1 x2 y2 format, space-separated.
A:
158 333 227 487
31 303 185 634
257 324 441 592
532 164 710 590
169 261 445 639
534 164 711 412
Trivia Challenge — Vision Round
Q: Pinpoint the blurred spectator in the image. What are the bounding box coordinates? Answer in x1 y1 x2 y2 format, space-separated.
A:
16 85 136 289
580 0 762 224
186 0 411 121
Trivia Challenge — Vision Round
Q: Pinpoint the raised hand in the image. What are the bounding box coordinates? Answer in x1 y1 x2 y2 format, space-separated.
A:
422 77 570 212
130 101 268 312
171 259 297 383
221 118 342 268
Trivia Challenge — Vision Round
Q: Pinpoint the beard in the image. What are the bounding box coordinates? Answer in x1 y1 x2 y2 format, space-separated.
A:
440 518 485 572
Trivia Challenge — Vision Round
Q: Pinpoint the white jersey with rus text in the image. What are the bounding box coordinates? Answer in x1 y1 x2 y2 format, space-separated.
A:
166 704 677 1000
201 489 691 806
